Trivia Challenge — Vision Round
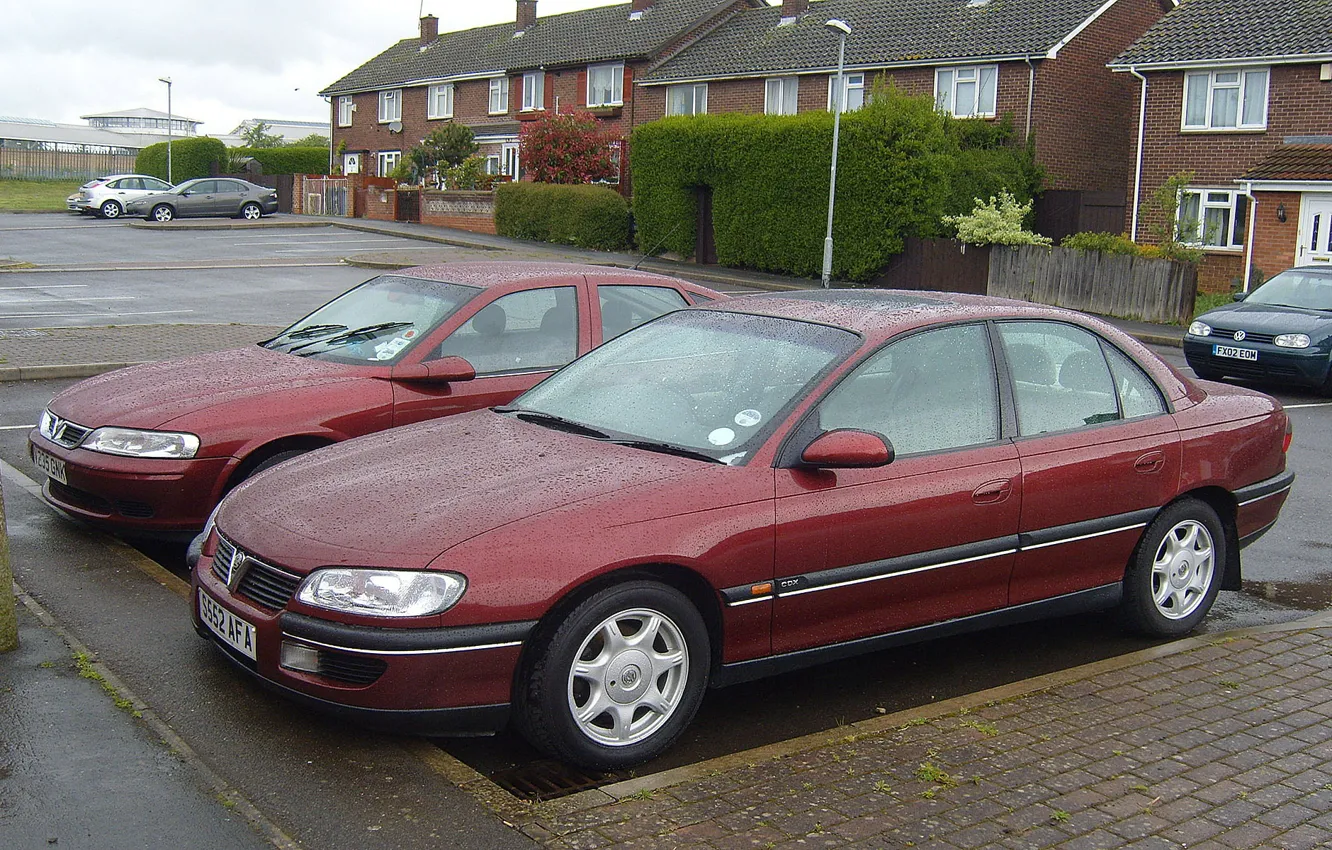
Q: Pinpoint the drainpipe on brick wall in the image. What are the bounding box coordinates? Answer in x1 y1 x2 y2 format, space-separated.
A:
1129 67 1148 242
1024 58 1034 142
1242 181 1258 293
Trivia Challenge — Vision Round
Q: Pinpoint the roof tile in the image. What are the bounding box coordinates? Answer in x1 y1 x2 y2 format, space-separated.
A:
1113 0 1332 67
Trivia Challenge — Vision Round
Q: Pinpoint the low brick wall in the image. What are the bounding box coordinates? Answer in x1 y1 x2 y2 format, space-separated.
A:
421 190 496 235
364 184 397 221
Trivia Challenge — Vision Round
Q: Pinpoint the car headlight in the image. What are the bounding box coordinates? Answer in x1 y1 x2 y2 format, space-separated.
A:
83 426 200 459
1188 321 1212 337
38 408 58 440
1274 334 1311 349
297 569 466 617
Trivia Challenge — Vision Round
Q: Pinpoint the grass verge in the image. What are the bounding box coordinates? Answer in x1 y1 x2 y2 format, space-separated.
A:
0 179 82 211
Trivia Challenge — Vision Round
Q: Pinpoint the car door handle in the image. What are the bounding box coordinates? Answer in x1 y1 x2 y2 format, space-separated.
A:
972 478 1013 504
1134 451 1165 474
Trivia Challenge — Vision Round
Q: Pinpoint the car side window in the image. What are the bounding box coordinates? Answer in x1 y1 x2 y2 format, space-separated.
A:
434 286 578 375
189 180 216 194
999 322 1119 435
1104 345 1167 419
145 178 172 191
599 285 688 342
818 324 999 456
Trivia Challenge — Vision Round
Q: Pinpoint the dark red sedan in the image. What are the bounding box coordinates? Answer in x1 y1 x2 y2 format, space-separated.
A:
28 263 721 537
192 290 1293 770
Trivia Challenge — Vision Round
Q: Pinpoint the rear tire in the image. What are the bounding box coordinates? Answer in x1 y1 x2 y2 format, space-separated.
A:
151 204 175 223
99 200 123 219
1121 498 1224 637
240 202 262 221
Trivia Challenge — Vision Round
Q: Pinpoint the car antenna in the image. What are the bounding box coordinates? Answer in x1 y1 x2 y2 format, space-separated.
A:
631 221 683 270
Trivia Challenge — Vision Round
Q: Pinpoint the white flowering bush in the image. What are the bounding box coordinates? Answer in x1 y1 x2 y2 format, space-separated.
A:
942 190 1051 247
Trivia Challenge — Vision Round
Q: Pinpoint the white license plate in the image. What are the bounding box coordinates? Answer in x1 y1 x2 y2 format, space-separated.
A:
198 588 257 661
1214 345 1258 361
31 447 67 485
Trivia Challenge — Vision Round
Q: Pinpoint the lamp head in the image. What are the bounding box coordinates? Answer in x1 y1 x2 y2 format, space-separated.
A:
158 77 172 85
824 18 851 36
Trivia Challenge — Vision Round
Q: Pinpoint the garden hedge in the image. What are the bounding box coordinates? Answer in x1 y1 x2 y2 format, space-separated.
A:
136 137 227 183
495 182 631 252
232 146 329 175
630 87 1042 281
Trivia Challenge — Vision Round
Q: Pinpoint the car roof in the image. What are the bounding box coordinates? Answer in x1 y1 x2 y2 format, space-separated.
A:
394 261 710 291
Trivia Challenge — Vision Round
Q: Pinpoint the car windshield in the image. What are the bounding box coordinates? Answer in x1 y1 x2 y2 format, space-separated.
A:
263 274 480 364
510 309 859 464
1245 270 1332 311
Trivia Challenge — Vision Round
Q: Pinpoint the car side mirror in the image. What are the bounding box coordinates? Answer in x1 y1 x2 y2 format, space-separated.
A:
182 190 194 196
800 429 894 469
392 356 476 384
1232 291 1247 302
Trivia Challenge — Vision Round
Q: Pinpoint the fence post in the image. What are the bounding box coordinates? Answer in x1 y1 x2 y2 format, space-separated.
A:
0 486 16 652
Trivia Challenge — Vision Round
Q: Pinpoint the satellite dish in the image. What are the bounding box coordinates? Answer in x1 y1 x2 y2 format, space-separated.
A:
388 121 403 133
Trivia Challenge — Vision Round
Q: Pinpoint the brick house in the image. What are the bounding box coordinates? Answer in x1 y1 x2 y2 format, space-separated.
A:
1110 0 1332 292
637 0 1173 240
319 0 761 182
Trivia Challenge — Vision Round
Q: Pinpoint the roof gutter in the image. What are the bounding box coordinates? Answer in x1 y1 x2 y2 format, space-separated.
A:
1128 66 1148 242
638 53 1045 87
1110 53 1332 73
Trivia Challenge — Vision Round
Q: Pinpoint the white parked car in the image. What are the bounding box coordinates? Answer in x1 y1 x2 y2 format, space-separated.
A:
68 174 174 219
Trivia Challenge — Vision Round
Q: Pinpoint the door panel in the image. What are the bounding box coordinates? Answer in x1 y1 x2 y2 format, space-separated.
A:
1298 196 1332 266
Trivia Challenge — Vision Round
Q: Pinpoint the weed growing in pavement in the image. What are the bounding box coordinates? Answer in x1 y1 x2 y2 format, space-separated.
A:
625 788 654 801
873 780 892 794
1218 679 1241 689
900 717 928 729
1051 810 1070 823
73 651 140 717
915 762 958 788
39 661 54 668
960 719 1000 736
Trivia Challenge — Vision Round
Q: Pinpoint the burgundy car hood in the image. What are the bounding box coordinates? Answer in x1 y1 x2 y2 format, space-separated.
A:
217 410 696 568
49 345 364 429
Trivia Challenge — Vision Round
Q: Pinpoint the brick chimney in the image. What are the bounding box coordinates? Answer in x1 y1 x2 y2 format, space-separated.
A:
780 0 809 22
516 0 537 32
419 14 438 44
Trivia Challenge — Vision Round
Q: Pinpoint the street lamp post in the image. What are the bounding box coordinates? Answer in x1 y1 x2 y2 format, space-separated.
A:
158 77 174 184
821 19 851 288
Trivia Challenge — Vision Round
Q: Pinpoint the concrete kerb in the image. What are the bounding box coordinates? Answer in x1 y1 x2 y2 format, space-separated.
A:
0 361 146 382
126 219 331 232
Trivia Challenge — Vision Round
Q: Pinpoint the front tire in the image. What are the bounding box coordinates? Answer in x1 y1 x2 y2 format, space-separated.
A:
99 200 123 219
151 204 175 223
240 202 262 221
1121 499 1224 637
517 581 710 770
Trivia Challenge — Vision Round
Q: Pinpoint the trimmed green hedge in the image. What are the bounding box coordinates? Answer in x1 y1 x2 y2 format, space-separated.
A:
495 182 631 252
136 137 227 183
630 87 1042 281
233 146 330 175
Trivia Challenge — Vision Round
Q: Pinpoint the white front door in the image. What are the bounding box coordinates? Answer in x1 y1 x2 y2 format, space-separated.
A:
1297 193 1332 266
501 143 520 181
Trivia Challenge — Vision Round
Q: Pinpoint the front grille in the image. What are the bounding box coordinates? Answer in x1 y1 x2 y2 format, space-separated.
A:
42 412 92 448
1209 326 1276 345
115 499 155 518
316 650 387 685
212 535 302 611
48 480 112 514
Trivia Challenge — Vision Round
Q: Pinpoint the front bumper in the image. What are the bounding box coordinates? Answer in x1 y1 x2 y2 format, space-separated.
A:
192 550 532 732
1183 337 1331 388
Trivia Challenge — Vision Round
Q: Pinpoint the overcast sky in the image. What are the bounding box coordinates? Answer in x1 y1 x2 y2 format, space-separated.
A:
2 0 640 134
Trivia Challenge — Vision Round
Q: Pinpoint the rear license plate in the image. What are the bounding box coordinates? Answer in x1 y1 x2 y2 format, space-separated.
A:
1213 345 1258 361
31 447 67 485
198 588 257 660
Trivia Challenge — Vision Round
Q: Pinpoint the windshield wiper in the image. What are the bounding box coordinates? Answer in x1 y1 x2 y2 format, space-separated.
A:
503 409 610 439
611 440 724 464
275 323 347 340
287 321 414 354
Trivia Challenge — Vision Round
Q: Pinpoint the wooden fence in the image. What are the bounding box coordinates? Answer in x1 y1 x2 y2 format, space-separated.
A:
988 245 1197 325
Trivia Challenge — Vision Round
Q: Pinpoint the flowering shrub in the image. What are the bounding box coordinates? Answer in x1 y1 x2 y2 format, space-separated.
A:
519 111 617 184
943 191 1051 247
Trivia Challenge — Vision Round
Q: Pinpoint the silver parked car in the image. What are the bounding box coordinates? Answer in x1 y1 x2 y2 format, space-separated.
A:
126 178 279 222
68 174 175 219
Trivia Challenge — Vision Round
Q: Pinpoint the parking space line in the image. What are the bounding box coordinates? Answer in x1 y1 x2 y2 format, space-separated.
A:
0 223 130 231
0 309 195 319
0 284 88 291
1285 402 1332 409
0 296 136 304
0 424 36 431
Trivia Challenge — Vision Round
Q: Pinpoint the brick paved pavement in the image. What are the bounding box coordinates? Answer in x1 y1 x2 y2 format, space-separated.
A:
493 621 1332 850
0 323 281 380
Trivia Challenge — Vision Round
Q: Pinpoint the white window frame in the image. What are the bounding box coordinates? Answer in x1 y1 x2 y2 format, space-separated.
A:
765 76 799 115
377 150 401 177
522 72 545 112
378 89 401 124
934 65 998 118
337 96 354 127
484 154 502 175
1181 67 1269 131
827 72 865 112
1177 187 1248 251
666 83 708 116
427 83 454 120
488 77 510 115
587 62 625 107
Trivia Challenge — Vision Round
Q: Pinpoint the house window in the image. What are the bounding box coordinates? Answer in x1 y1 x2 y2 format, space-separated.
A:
378 90 401 123
377 150 401 177
765 76 799 115
337 96 353 127
427 84 454 120
489 77 510 115
588 62 625 107
484 154 501 175
522 72 545 112
666 83 707 116
1183 68 1268 130
935 66 998 118
1178 188 1248 250
827 73 864 112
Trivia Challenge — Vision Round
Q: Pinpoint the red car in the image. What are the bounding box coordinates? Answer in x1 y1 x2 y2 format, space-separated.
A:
192 290 1293 770
28 263 721 537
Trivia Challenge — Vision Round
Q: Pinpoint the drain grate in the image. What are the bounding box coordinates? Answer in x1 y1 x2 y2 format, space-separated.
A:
489 759 629 801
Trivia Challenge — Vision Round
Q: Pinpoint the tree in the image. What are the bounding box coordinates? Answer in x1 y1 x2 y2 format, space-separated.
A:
407 125 479 184
241 121 285 148
519 110 617 184
290 133 330 148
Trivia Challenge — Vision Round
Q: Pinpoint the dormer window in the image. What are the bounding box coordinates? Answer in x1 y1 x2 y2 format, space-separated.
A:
1182 68 1268 131
588 62 625 107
